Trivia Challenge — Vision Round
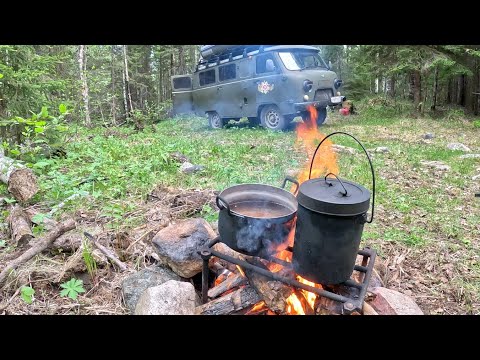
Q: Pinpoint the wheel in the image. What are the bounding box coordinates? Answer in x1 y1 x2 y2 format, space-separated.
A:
208 112 224 129
316 107 327 125
260 105 288 131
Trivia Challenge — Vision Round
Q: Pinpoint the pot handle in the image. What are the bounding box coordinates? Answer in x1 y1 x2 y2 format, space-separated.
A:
281 176 299 194
309 131 375 223
216 195 232 215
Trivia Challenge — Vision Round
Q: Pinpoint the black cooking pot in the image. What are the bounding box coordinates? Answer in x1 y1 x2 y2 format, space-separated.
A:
216 177 299 257
292 132 375 285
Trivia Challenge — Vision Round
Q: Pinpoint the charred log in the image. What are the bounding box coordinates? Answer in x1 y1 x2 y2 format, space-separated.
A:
196 285 261 315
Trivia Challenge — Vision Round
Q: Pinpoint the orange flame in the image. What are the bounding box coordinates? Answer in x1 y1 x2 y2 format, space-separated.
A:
286 293 305 315
295 105 339 185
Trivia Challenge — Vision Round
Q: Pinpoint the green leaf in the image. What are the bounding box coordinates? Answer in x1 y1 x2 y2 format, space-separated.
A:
0 240 6 248
31 213 48 223
59 278 85 300
4 197 16 204
0 73 3 79
40 106 48 118
59 103 67 114
21 286 35 304
33 161 51 169
34 127 45 133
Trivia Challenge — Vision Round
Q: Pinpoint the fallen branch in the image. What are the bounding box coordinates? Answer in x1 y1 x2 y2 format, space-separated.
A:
0 155 38 202
84 232 128 272
208 273 247 299
8 204 33 247
0 219 76 287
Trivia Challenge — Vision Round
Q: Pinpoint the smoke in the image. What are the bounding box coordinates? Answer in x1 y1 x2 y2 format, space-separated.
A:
235 218 291 255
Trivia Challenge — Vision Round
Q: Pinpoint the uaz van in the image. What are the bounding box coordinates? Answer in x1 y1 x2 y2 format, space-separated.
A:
171 45 344 131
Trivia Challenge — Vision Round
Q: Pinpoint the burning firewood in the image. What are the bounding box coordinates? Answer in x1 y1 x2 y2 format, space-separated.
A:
208 273 247 299
244 258 294 314
195 286 262 315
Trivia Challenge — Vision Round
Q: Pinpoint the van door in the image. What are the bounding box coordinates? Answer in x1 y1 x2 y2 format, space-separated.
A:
216 59 255 119
171 75 193 115
254 53 282 110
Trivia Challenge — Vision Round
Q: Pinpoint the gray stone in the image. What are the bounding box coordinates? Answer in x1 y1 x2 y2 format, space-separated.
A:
152 218 216 278
179 162 204 174
460 154 480 159
472 174 480 181
332 144 357 155
422 133 435 139
134 280 196 315
447 142 471 152
122 266 181 313
420 160 450 171
373 146 390 153
370 287 423 315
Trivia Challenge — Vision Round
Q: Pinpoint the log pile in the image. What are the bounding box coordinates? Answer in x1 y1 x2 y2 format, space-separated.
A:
0 153 38 202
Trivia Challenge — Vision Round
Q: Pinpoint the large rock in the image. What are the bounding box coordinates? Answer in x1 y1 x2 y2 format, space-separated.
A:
122 266 181 313
152 218 216 278
369 287 423 315
447 143 471 152
134 280 197 315
420 160 450 171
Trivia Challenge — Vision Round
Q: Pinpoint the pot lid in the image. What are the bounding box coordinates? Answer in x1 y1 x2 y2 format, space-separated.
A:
297 176 370 216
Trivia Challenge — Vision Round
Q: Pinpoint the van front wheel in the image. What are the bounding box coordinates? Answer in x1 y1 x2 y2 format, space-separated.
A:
208 112 224 129
260 105 287 131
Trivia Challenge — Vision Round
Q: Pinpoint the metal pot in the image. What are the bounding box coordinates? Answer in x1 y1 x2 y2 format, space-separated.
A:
292 132 375 285
216 177 299 257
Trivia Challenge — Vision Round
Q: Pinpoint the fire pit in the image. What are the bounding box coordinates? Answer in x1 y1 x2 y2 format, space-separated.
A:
198 130 378 315
199 237 376 314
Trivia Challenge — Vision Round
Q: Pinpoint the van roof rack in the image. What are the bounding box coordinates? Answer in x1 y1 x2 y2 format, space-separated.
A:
195 45 273 72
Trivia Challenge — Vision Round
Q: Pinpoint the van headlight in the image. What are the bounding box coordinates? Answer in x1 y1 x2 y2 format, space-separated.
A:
303 95 309 101
303 80 313 92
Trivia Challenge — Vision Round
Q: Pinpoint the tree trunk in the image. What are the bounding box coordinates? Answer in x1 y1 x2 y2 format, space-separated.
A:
78 45 91 127
0 155 38 202
431 67 439 111
178 45 185 75
123 45 134 117
411 70 422 112
111 45 117 125
386 77 396 98
457 75 465 106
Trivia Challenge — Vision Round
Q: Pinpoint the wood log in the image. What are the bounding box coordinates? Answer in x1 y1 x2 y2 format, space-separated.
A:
0 155 38 202
195 285 261 315
8 205 33 247
0 219 76 287
208 273 247 299
244 259 294 314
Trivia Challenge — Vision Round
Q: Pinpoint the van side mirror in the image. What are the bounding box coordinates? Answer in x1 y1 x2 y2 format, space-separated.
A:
266 59 276 72
328 60 332 70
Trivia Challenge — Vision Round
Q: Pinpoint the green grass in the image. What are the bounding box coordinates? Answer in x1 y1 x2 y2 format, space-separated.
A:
1 109 479 313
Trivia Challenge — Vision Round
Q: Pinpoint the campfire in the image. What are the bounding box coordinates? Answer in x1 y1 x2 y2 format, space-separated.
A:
196 107 377 315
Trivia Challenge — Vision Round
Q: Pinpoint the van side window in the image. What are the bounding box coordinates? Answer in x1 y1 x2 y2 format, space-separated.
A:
173 77 192 89
219 64 236 82
199 70 216 86
256 54 277 74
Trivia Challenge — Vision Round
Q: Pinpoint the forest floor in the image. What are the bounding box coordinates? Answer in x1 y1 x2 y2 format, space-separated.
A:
1 111 479 315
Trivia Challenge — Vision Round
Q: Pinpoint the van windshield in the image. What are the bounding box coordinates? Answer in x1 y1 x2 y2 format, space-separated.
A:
278 51 328 71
